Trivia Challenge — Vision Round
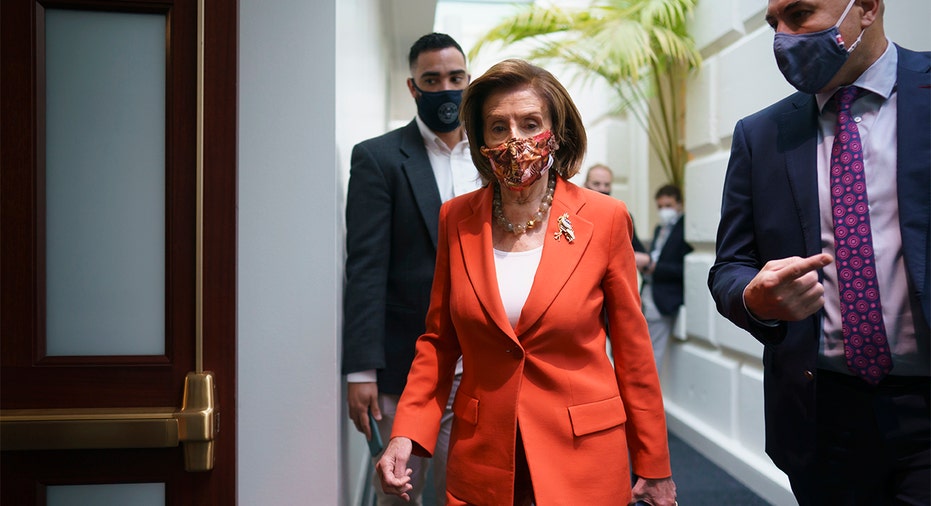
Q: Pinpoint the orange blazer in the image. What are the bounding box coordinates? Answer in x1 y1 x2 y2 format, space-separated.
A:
392 177 671 505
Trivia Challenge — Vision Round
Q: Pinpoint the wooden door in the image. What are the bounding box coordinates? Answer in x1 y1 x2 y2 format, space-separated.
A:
1 0 236 503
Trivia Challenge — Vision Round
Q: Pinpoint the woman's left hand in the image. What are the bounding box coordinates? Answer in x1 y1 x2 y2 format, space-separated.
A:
630 476 677 506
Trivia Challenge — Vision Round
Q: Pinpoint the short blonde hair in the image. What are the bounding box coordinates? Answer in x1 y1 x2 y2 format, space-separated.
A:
585 164 613 183
461 59 587 184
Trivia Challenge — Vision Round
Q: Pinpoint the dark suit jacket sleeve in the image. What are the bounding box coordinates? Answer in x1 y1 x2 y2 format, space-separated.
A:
630 216 646 253
342 140 393 375
708 120 788 346
652 220 692 284
650 220 693 314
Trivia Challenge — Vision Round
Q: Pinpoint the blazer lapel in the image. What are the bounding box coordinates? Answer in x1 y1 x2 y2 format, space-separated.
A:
894 46 930 320
400 120 443 248
779 94 822 257
457 187 517 340
516 179 592 336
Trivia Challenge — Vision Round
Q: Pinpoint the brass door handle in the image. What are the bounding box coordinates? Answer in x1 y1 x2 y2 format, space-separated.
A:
0 372 216 472
175 371 217 471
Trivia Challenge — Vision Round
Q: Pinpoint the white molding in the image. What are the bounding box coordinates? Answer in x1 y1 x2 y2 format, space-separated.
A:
665 402 795 506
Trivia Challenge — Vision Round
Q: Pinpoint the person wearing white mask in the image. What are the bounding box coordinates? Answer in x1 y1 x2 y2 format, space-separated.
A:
640 185 692 376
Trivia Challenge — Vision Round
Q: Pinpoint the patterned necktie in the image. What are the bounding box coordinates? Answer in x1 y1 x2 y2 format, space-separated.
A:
830 86 892 385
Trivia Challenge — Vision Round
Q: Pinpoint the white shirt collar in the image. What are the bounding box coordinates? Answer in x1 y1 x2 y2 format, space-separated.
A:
414 115 467 152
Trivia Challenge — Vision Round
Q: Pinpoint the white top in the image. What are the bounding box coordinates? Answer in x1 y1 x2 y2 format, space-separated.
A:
493 246 544 329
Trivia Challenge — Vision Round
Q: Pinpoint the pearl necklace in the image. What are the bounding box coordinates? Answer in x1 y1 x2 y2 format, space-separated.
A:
493 170 557 235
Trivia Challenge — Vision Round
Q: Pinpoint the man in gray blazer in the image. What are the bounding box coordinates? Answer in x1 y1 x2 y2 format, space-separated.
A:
342 33 479 505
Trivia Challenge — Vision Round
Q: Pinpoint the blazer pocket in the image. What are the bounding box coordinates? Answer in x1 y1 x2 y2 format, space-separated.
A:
567 396 627 437
452 392 479 425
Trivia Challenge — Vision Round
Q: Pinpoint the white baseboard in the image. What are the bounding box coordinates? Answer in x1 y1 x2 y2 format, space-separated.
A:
665 401 797 506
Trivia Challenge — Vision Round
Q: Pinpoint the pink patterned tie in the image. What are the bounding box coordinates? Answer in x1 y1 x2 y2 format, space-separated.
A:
830 86 892 385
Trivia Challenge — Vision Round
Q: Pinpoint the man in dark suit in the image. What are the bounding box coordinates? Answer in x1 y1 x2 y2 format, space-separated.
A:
708 1 929 504
342 33 478 505
640 185 692 375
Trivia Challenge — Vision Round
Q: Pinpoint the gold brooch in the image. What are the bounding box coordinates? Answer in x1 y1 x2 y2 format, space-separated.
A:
554 213 575 243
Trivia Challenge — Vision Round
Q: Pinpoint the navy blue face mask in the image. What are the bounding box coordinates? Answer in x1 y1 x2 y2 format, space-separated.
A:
773 0 864 94
412 82 463 133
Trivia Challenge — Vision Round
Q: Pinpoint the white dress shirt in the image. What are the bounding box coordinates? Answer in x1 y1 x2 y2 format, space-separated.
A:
415 115 482 202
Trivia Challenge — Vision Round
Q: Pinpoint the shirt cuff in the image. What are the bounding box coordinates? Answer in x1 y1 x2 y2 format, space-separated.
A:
742 291 780 328
346 369 377 383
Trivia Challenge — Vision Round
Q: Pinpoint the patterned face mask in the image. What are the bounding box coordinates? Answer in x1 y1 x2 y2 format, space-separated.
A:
481 130 559 191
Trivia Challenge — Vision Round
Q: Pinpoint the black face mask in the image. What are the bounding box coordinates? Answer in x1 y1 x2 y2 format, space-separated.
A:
412 82 462 133
772 0 863 94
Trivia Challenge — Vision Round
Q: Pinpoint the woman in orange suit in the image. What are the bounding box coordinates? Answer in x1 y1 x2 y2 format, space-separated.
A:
377 59 677 506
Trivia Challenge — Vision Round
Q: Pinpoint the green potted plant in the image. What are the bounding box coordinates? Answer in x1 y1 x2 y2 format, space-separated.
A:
471 0 701 189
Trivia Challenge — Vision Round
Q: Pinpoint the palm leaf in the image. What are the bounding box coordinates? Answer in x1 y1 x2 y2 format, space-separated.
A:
470 0 702 188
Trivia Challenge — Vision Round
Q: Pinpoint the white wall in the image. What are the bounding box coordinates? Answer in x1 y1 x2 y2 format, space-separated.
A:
670 1 931 504
238 0 340 504
334 2 401 504
337 0 390 184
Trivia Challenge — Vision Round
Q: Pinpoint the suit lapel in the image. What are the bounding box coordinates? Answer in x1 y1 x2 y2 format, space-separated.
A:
400 120 443 248
894 46 931 319
516 179 592 335
779 94 822 257
661 219 683 258
457 188 517 340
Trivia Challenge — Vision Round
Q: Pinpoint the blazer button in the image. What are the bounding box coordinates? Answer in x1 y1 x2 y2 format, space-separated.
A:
803 370 814 381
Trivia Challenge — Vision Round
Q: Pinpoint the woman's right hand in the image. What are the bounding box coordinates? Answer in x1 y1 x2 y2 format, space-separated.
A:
375 436 414 500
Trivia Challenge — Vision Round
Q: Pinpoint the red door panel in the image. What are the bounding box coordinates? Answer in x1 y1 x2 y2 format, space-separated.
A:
1 0 236 503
